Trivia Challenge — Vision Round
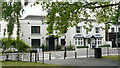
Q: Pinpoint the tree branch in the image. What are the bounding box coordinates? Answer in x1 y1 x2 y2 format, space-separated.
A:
93 3 119 8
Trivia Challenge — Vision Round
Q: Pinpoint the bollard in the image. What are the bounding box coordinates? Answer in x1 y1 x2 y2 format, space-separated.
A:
107 47 109 56
75 52 77 58
42 47 44 64
30 52 32 62
86 47 88 57
35 53 37 62
64 52 66 59
37 53 39 61
49 53 51 60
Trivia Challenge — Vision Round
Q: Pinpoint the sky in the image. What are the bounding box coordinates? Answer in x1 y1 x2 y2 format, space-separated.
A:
21 2 47 19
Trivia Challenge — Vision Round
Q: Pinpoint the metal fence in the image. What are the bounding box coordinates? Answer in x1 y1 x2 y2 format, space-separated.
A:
0 47 119 62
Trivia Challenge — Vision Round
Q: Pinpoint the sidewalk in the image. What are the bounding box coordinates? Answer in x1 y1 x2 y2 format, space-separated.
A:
38 57 120 68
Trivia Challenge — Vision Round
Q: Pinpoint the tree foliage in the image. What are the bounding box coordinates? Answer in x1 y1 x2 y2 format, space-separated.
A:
38 1 120 35
1 1 120 36
2 1 28 52
2 2 23 38
0 38 30 52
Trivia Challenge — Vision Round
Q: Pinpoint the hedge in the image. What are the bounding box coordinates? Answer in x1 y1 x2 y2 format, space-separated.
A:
77 46 88 48
98 45 110 47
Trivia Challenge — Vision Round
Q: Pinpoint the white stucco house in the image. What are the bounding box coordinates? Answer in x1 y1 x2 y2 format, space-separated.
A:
19 15 109 50
1 15 119 51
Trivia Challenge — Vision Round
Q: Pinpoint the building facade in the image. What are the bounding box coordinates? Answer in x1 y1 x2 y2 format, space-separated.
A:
107 23 120 47
19 15 109 50
1 15 118 51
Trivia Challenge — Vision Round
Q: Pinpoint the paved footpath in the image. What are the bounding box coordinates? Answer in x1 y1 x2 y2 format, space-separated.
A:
38 57 120 68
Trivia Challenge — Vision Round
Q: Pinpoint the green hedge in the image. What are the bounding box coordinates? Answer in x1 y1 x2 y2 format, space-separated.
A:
98 45 110 47
77 46 88 48
0 38 30 52
66 46 74 51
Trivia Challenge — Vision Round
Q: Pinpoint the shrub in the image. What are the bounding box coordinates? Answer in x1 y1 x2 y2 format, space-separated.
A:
77 46 88 48
40 44 48 51
66 45 74 51
15 40 30 52
0 38 30 52
56 45 62 50
98 45 110 47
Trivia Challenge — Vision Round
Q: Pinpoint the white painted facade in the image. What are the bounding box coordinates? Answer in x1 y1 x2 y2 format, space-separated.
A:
2 15 119 49
0 20 17 39
19 15 108 49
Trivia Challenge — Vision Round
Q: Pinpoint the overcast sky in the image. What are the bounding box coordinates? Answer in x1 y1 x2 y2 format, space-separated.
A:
21 2 47 19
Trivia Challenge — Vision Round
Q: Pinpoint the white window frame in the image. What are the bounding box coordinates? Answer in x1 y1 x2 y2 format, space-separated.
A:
95 27 100 33
31 26 41 34
97 38 102 45
76 26 82 33
74 38 83 46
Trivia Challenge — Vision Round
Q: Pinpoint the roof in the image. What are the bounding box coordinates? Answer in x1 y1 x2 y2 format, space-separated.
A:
85 35 95 38
46 35 54 39
85 35 103 38
46 35 58 39
94 34 103 38
73 34 84 38
20 15 46 20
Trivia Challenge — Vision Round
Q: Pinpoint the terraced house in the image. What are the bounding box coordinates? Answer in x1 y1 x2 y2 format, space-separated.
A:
18 15 113 51
0 15 120 51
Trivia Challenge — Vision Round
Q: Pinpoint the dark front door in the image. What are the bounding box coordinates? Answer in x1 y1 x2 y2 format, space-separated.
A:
61 39 65 45
112 39 116 48
108 33 120 48
48 38 55 51
46 35 56 51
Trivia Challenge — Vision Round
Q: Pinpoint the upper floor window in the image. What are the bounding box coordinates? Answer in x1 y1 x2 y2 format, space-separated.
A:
118 28 120 32
111 28 114 32
95 27 100 33
76 26 82 33
31 26 40 34
86 27 88 34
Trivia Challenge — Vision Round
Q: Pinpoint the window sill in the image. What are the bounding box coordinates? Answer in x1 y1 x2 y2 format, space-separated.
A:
31 33 41 35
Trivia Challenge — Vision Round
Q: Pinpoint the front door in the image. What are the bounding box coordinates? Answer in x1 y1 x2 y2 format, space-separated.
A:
48 38 55 51
61 39 65 45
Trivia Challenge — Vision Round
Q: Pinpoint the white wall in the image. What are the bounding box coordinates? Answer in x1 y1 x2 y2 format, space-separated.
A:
0 20 17 39
19 19 48 46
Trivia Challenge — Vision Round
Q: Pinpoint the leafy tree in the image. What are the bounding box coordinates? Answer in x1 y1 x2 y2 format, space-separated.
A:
2 1 120 36
40 1 120 35
2 1 28 52
0 38 30 52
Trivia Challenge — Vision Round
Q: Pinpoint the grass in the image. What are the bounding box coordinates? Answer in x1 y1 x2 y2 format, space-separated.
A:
102 55 120 60
2 61 59 66
1 61 74 68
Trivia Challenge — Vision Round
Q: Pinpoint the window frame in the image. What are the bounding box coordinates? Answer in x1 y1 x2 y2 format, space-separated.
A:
95 27 100 33
75 38 83 45
118 28 120 32
111 27 114 32
31 39 41 47
97 38 102 45
86 27 88 34
31 26 40 34
76 26 82 33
